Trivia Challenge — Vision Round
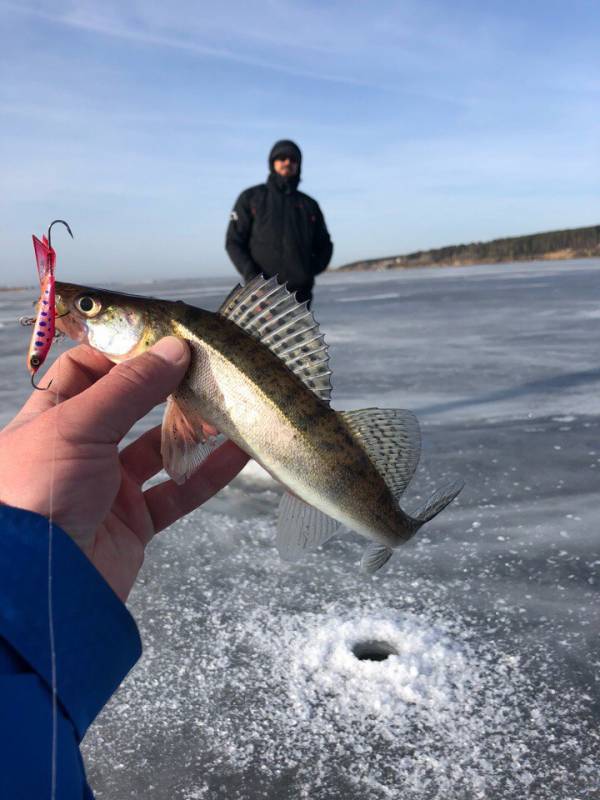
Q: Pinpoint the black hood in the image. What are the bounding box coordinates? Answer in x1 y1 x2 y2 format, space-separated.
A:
268 139 302 191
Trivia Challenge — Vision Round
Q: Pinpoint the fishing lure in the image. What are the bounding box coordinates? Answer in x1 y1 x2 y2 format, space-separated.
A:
27 219 73 390
32 231 55 283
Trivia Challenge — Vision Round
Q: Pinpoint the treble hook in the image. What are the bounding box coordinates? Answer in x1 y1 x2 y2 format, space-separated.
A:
48 219 74 249
31 373 53 392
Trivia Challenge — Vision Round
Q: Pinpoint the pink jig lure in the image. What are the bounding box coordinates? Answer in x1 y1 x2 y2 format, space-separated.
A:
27 220 73 390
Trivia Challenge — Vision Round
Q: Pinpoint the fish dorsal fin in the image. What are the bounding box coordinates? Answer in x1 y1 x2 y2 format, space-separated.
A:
339 408 421 500
277 491 341 561
218 275 332 403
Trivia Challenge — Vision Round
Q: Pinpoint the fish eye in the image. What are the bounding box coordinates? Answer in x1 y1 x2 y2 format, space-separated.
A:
75 295 102 317
29 355 40 367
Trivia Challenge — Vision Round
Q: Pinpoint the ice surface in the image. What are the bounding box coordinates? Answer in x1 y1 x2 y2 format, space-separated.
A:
81 512 598 800
1 261 599 798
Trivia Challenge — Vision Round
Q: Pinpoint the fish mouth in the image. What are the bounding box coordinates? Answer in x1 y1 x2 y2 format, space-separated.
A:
54 298 89 343
55 293 69 317
54 285 88 339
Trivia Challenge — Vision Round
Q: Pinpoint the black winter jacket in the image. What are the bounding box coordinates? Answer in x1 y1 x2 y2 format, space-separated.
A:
225 174 333 301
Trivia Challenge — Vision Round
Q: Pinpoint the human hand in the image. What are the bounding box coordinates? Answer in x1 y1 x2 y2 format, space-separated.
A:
0 338 249 601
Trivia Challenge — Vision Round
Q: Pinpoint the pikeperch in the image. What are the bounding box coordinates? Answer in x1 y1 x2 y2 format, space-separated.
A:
55 275 463 572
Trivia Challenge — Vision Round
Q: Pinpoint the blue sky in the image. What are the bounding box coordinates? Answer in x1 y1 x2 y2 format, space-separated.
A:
1 0 599 284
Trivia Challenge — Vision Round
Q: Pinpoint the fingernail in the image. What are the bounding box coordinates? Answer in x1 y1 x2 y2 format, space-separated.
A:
150 336 188 364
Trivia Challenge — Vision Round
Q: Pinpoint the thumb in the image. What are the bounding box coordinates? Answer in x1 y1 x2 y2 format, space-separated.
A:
64 337 191 443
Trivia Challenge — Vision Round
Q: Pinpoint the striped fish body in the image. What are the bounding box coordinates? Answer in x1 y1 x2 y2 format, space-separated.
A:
55 275 463 570
172 310 411 548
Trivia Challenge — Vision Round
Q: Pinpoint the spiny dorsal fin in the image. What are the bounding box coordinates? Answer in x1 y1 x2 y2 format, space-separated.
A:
339 408 421 500
277 491 341 561
218 275 332 403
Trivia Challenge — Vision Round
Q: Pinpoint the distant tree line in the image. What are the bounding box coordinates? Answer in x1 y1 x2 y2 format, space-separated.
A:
338 224 600 271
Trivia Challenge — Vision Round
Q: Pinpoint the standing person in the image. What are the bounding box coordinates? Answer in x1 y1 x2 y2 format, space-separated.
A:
225 139 333 306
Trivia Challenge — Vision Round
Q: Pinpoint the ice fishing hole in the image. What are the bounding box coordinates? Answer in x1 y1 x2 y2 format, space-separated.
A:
351 640 398 662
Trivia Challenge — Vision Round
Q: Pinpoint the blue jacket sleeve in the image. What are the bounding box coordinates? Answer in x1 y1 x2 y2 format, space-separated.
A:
0 506 142 799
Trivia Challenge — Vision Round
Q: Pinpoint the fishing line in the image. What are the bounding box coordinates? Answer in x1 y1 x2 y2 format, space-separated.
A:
47 359 62 800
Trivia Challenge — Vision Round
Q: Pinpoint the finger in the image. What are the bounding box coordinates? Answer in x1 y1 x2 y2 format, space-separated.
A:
119 424 163 485
11 345 115 426
144 441 249 532
62 337 190 444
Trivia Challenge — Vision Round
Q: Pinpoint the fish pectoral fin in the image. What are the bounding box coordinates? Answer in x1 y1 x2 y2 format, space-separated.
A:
161 395 220 485
276 492 341 562
360 543 394 574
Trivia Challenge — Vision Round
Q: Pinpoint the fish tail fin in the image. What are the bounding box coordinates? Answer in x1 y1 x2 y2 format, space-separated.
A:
360 478 464 575
409 477 464 529
361 543 394 574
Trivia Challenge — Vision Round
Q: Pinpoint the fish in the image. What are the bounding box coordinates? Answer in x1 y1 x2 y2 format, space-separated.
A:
55 274 463 572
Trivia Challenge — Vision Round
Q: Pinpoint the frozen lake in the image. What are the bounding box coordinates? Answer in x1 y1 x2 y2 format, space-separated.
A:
1 260 599 798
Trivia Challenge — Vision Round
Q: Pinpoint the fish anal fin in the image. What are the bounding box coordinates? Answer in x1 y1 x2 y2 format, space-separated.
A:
277 491 340 561
340 408 421 500
161 395 219 484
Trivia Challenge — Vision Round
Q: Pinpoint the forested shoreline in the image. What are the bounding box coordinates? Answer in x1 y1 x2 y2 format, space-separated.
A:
337 224 600 271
